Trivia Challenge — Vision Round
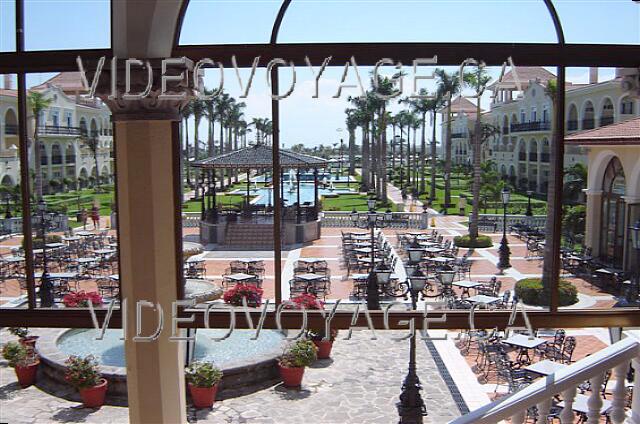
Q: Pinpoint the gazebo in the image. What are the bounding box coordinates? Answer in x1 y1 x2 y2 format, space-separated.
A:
190 143 329 246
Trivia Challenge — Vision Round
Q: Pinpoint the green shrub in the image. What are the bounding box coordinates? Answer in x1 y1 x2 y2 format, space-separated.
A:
453 234 493 248
279 339 317 368
515 278 578 307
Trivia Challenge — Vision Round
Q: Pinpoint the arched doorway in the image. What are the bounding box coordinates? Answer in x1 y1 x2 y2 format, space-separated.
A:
600 157 626 267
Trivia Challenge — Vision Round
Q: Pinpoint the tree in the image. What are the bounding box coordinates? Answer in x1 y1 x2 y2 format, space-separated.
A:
563 163 587 204
435 69 461 210
27 91 53 200
463 64 492 241
80 134 102 192
345 109 358 176
406 89 440 195
181 102 193 186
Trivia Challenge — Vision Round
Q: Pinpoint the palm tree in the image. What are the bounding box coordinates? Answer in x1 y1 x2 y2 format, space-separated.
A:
345 109 358 176
435 69 461 210
191 98 207 196
204 88 217 157
428 94 443 203
80 134 102 192
406 89 440 195
563 163 587 203
463 65 492 241
541 79 560 293
181 102 193 186
27 91 53 200
349 96 373 191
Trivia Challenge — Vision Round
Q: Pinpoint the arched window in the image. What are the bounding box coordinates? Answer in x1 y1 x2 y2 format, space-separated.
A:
600 98 614 127
51 144 62 165
4 109 18 135
600 157 626 267
39 143 47 165
567 104 578 131
620 96 635 115
582 101 595 130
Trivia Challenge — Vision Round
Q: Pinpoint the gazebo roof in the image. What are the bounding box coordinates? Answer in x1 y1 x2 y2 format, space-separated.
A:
191 144 329 169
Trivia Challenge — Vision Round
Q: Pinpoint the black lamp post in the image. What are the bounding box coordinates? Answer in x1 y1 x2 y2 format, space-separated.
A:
525 190 533 217
497 187 512 272
37 199 55 307
350 200 392 310
393 275 428 423
3 191 11 219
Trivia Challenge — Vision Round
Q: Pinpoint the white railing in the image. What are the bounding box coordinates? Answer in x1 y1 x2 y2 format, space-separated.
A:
475 214 547 232
450 335 640 424
182 212 201 228
320 211 428 229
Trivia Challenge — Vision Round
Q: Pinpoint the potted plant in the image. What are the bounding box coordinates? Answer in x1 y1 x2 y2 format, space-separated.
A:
223 284 263 307
286 294 337 359
2 342 39 387
64 355 108 408
185 361 223 409
8 327 39 349
278 339 317 388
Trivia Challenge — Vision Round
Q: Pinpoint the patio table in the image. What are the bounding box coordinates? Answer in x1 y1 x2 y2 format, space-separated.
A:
46 243 66 249
186 255 205 263
298 258 325 264
467 295 501 306
524 359 567 376
235 258 263 264
224 273 255 281
62 236 81 242
295 273 325 281
75 231 95 237
34 272 78 279
452 280 482 298
354 248 374 255
423 247 445 256
428 256 454 264
502 334 547 365
2 256 25 263
93 248 117 256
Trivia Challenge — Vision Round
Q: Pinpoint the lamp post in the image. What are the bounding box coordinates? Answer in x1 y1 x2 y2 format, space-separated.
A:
37 199 55 307
350 200 392 310
443 172 449 215
497 187 511 272
3 190 11 219
392 275 427 423
525 190 533 217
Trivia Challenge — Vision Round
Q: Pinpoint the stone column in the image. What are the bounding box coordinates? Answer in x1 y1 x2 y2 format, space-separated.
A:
585 189 603 256
95 62 192 424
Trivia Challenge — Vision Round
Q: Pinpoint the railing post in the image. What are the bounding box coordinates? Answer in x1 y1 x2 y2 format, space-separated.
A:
610 362 629 424
510 410 526 424
537 398 552 423
631 357 640 424
586 373 605 423
560 386 577 423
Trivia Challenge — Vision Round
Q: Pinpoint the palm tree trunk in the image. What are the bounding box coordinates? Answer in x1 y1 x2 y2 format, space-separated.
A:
469 103 483 240
419 112 427 194
406 123 411 191
541 97 559 293
348 128 356 176
444 101 453 209
362 126 370 190
183 118 191 186
430 110 437 202
33 118 43 200
380 107 388 201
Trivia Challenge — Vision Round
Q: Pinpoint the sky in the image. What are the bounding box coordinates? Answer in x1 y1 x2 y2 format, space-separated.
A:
1 0 638 147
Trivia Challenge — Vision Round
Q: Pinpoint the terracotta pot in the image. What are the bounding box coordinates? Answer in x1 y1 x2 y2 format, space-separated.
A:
19 336 39 349
278 364 305 387
14 360 39 387
313 340 334 359
79 378 108 408
188 383 219 409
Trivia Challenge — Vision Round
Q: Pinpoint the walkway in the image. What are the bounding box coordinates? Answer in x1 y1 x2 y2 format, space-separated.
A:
0 329 461 424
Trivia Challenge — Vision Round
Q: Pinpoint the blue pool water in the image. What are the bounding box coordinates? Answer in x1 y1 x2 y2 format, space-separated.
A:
234 183 355 206
57 329 285 368
251 172 351 183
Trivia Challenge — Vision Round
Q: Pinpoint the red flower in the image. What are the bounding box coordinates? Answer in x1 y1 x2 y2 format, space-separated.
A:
62 291 103 308
223 284 263 307
285 293 324 310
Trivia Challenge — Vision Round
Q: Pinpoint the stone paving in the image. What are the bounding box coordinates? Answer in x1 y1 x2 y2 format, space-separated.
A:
0 331 461 424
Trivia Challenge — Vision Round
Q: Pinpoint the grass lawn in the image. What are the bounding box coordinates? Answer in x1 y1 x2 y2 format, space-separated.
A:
321 194 398 212
44 186 115 217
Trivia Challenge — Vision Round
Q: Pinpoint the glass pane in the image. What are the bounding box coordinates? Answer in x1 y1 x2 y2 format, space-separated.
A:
0 73 27 309
0 0 16 52
279 0 556 43
26 72 117 309
24 0 110 51
555 0 640 44
560 67 640 311
179 0 281 45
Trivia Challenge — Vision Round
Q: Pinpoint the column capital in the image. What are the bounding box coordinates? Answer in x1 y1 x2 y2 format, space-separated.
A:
89 58 196 122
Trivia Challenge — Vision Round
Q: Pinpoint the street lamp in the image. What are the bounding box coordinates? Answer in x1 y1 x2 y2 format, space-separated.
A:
497 187 511 272
394 275 428 423
350 202 393 310
525 190 533 217
37 199 55 307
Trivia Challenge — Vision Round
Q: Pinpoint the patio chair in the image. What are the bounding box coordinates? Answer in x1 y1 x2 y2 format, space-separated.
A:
536 329 566 360
558 336 577 364
496 357 532 394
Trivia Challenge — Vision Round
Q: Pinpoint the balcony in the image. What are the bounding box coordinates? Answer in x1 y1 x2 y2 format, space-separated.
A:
567 120 578 131
37 126 82 136
4 124 18 135
510 121 551 132
582 118 595 130
600 116 614 127
451 132 467 139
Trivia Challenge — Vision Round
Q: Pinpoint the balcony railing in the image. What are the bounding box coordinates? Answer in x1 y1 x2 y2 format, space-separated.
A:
4 124 18 135
451 132 467 139
582 118 595 130
37 126 82 136
567 120 578 131
510 121 551 132
451 334 640 424
600 116 614 126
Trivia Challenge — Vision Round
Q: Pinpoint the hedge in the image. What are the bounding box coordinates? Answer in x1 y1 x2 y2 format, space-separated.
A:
453 234 493 248
515 278 578 307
